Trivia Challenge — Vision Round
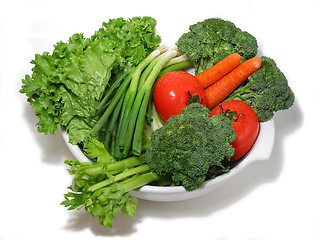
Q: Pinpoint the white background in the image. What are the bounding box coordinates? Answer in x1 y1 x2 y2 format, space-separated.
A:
1 0 319 239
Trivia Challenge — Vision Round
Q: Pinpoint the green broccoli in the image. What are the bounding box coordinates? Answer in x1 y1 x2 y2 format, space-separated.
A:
176 18 258 74
144 103 236 191
224 56 295 122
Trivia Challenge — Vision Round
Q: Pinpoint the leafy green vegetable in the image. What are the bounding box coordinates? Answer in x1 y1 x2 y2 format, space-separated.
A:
20 16 161 145
61 139 159 228
176 17 258 74
90 46 180 159
114 47 178 158
224 56 295 122
144 103 236 191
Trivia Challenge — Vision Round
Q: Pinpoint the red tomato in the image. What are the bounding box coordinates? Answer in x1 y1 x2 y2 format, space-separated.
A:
153 71 207 123
210 100 260 161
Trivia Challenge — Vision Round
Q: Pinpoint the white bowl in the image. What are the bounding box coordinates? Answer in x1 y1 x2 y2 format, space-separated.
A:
60 120 275 202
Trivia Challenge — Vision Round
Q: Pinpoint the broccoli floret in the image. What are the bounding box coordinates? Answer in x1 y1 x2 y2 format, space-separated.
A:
225 56 295 122
144 103 236 191
176 18 258 74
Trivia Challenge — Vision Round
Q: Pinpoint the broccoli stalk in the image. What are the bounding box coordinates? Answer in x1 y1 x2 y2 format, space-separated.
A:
61 139 159 228
224 56 295 122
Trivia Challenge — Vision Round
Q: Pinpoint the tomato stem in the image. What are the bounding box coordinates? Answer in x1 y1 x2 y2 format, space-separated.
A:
186 91 203 105
218 105 246 122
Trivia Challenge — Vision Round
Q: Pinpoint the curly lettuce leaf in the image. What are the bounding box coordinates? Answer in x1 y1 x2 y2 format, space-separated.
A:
20 16 161 145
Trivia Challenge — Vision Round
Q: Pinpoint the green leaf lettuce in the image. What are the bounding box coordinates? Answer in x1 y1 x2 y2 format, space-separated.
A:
20 16 161 145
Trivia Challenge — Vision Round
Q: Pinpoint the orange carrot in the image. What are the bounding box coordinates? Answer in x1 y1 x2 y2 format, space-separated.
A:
195 53 242 89
205 56 262 109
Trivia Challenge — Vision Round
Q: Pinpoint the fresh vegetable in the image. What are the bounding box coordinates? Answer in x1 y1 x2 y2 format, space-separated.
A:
145 103 236 191
176 18 258 74
117 48 178 158
20 17 161 145
153 71 208 123
19 15 297 230
61 139 160 228
195 53 242 88
211 100 260 160
224 56 295 122
205 56 262 109
89 46 166 155
92 47 180 159
158 55 193 77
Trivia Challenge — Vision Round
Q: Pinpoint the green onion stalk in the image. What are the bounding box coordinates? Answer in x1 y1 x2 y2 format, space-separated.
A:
90 46 192 159
117 47 179 157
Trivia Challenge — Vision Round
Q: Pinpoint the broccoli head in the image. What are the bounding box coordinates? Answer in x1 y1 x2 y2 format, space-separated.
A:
176 18 258 74
225 56 295 122
144 103 236 191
